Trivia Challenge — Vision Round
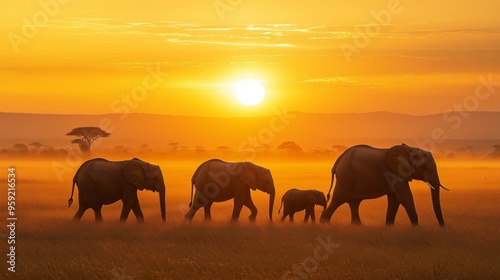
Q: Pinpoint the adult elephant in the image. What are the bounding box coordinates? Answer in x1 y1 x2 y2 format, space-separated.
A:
184 159 275 222
68 158 166 223
320 144 449 227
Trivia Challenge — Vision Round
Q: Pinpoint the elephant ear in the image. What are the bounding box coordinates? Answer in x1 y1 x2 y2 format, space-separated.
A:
307 191 319 204
122 161 146 190
385 145 414 181
238 162 257 190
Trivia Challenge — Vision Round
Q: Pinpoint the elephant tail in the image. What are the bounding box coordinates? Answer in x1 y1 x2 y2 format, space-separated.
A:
278 196 284 214
326 174 334 202
189 181 194 208
278 189 293 214
327 149 348 202
188 160 217 208
326 164 338 203
68 177 76 208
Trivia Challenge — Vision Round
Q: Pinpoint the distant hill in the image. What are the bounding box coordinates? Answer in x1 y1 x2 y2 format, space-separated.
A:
1 111 499 152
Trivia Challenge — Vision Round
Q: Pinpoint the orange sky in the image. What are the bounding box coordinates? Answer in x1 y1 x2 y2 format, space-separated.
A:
1 0 499 116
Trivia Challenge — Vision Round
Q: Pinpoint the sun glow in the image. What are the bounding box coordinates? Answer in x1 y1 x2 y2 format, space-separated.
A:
234 80 266 106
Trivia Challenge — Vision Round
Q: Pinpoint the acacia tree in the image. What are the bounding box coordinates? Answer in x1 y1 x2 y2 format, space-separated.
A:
491 145 500 158
66 127 111 153
168 142 179 153
277 141 303 155
29 142 43 151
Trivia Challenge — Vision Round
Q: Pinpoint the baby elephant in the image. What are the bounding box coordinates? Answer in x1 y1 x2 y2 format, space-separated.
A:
278 189 327 223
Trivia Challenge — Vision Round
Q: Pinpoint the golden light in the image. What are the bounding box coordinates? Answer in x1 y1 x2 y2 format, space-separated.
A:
234 80 266 106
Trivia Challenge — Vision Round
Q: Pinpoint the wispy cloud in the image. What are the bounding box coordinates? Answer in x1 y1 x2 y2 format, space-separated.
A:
299 77 359 84
166 38 293 47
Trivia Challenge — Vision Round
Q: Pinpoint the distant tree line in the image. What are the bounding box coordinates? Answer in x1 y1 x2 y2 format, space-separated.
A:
0 126 490 159
3 141 500 160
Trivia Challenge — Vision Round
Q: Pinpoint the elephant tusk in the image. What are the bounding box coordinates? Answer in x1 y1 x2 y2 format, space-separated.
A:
440 184 450 191
425 182 436 190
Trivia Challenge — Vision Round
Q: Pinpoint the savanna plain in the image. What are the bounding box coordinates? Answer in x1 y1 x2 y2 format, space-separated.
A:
1 158 499 280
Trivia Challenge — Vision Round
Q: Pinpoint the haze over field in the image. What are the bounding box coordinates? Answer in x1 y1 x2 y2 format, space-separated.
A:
1 111 500 155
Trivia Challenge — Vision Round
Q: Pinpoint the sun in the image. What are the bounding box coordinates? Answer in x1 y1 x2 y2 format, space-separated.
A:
234 80 266 106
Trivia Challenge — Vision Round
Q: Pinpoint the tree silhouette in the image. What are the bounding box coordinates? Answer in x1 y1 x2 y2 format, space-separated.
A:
332 145 347 154
139 144 153 153
13 143 28 153
168 142 179 153
66 127 110 153
277 141 303 155
195 146 207 155
490 145 500 158
29 142 43 151
216 146 231 156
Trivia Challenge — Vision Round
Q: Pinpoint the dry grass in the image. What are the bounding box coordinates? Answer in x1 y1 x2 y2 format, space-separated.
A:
1 159 499 279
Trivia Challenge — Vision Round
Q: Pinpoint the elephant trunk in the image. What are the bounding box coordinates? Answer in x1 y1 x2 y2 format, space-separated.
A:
429 177 445 227
159 185 166 222
269 189 275 221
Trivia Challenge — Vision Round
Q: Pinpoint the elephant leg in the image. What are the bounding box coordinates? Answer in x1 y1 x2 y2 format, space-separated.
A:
73 207 88 221
320 196 346 223
310 207 316 223
93 204 103 223
348 199 362 225
131 200 145 223
184 192 205 221
386 193 400 226
244 198 258 222
73 195 89 221
289 213 295 222
120 192 139 222
203 202 213 221
120 204 132 222
231 196 245 222
304 206 315 223
281 213 287 222
232 188 251 222
394 184 419 225
184 207 198 221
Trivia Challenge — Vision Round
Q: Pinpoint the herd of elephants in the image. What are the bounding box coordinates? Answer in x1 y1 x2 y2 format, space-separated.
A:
68 144 450 227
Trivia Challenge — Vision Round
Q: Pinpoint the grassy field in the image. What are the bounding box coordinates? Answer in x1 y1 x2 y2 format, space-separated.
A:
1 159 499 279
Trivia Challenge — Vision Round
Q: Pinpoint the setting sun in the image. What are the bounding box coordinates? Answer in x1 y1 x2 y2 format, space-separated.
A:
234 80 266 106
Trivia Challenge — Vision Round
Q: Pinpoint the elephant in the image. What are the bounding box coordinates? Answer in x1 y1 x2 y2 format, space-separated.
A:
278 189 327 223
184 159 275 222
68 158 166 223
320 144 449 227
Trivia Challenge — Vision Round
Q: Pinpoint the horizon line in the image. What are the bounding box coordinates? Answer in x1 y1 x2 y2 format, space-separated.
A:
2 110 500 118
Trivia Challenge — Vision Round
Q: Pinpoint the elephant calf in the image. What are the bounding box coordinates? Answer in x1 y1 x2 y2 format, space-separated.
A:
278 189 327 223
